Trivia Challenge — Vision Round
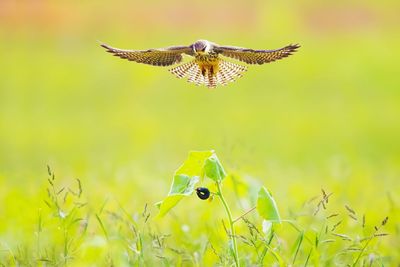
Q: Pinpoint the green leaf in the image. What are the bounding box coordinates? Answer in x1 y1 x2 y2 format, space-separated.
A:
175 151 214 176
204 155 226 182
156 175 199 218
256 186 281 223
157 195 185 218
168 174 199 195
156 150 226 218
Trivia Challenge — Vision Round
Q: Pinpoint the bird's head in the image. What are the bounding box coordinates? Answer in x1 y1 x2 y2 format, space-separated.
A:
193 40 210 54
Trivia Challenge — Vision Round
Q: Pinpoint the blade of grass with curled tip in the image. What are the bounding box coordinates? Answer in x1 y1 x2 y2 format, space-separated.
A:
292 231 304 264
258 229 275 264
304 248 313 267
95 213 109 241
261 242 285 266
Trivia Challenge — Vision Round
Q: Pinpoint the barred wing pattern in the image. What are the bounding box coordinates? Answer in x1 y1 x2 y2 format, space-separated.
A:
216 44 300 65
169 59 247 88
101 43 192 66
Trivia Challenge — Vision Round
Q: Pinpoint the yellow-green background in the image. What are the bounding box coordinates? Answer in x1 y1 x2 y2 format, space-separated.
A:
0 0 399 265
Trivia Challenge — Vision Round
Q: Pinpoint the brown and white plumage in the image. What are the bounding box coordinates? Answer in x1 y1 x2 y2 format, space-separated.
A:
101 40 300 88
215 44 300 65
101 43 193 66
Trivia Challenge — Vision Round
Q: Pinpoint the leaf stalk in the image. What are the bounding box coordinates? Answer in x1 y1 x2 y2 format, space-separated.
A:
216 181 240 267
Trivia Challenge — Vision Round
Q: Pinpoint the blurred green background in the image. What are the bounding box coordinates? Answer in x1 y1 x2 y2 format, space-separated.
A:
0 0 399 265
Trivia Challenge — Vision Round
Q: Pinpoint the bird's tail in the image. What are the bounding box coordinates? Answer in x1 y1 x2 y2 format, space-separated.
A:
168 61 197 79
169 59 247 88
215 60 247 87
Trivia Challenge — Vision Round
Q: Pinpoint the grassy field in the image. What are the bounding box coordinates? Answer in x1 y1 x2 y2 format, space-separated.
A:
0 0 399 266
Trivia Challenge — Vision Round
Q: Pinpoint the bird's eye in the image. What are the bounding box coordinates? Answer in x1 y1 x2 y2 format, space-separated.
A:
196 187 210 200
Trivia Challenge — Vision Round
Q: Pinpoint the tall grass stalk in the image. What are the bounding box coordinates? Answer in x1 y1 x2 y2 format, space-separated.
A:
216 181 239 267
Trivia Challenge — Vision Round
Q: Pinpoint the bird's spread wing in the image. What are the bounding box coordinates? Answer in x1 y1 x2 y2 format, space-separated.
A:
215 44 300 65
101 43 193 66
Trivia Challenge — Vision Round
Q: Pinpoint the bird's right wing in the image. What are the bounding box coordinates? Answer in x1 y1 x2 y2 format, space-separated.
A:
101 43 193 66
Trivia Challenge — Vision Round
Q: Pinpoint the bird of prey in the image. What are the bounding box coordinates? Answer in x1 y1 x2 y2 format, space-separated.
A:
101 40 300 88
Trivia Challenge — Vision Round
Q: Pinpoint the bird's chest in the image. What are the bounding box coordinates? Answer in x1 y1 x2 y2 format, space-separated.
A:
195 52 219 64
195 53 220 75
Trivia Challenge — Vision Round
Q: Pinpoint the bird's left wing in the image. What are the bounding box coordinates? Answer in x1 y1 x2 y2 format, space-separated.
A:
101 43 193 66
215 44 300 65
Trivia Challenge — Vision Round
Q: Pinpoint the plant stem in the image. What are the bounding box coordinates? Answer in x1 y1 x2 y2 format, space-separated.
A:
216 181 240 267
353 227 380 266
233 206 256 224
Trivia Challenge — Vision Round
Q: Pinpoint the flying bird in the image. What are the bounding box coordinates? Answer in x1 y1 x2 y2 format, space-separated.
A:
101 40 300 88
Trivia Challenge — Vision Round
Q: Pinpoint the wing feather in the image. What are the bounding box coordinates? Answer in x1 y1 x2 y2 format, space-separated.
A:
101 43 193 66
215 44 300 65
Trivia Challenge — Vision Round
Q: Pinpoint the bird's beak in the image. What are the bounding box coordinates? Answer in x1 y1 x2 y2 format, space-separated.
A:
197 48 206 54
193 45 206 54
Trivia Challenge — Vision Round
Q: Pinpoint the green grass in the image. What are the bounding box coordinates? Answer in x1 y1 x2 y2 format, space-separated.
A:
0 1 399 265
